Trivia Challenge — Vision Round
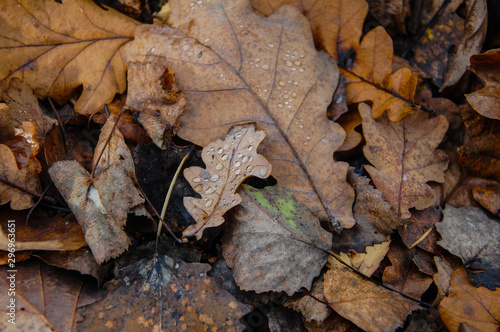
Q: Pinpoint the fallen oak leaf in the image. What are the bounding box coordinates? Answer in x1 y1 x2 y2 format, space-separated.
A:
0 0 139 115
343 27 418 121
466 49 500 120
360 103 449 219
251 0 367 63
49 114 148 264
123 0 355 231
222 185 332 295
252 0 419 122
183 124 271 239
77 255 250 331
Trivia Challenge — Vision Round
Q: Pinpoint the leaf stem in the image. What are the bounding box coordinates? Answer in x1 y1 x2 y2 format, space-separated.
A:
155 146 193 250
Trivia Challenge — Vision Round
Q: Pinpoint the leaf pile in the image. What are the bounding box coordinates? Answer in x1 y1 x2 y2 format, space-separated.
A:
0 0 499 331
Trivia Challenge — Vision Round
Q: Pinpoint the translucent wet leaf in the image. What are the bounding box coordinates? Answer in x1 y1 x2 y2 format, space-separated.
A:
49 114 148 263
223 185 332 295
360 103 449 219
123 0 355 231
0 0 139 115
183 124 272 239
77 255 250 331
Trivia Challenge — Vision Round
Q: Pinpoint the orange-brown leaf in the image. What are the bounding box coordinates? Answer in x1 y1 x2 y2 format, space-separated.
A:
360 103 449 219
438 268 500 332
124 0 355 230
344 26 418 122
0 0 139 115
251 0 367 62
183 125 271 239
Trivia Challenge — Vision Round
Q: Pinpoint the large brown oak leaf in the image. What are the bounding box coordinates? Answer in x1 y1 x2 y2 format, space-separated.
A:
123 0 354 230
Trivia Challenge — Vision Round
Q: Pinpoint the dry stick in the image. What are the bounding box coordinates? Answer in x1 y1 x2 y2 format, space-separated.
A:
0 176 58 205
47 97 68 146
25 182 54 225
155 147 193 251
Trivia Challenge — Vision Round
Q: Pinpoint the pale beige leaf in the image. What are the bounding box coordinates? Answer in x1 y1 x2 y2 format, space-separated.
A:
183 124 271 239
328 239 391 277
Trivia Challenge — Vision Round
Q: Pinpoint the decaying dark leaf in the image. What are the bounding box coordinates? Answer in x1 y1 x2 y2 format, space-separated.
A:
436 205 500 289
77 255 250 331
223 185 332 295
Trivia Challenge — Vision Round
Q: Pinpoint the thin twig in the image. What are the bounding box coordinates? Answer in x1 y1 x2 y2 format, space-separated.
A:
90 106 124 179
155 146 193 252
26 182 54 225
47 97 68 147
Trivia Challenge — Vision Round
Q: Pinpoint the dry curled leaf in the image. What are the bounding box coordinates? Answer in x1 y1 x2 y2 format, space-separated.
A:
360 103 449 219
438 268 500 332
123 0 355 231
77 255 250 331
223 185 332 295
328 239 391 277
0 0 139 115
183 124 271 239
466 49 500 120
126 63 187 148
49 115 148 264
